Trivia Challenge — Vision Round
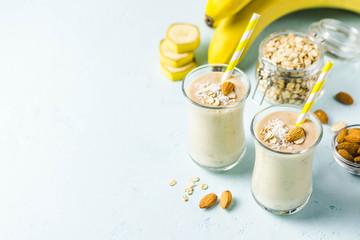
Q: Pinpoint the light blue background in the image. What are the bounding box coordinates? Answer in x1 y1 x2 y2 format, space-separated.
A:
0 0 359 239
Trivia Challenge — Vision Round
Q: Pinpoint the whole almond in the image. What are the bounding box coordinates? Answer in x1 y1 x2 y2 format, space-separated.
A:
221 82 235 95
199 193 217 209
220 191 232 209
336 128 348 143
336 142 360 156
314 110 328 124
285 126 304 141
348 128 360 136
354 156 360 163
344 134 360 143
335 92 354 105
338 149 354 161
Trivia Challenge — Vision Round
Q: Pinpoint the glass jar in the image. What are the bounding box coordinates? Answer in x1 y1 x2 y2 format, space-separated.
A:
250 105 323 215
253 18 360 105
182 64 251 171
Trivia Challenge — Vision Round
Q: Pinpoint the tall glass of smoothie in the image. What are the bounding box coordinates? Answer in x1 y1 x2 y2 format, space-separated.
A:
250 105 323 214
182 64 251 171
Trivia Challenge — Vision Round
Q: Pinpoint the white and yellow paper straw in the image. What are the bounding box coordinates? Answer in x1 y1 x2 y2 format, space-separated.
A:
221 13 260 82
296 61 334 126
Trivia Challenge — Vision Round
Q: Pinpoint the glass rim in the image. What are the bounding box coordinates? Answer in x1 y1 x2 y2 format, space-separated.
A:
181 64 251 110
250 104 323 155
258 30 324 74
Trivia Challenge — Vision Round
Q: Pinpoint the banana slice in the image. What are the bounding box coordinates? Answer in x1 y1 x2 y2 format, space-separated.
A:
294 133 306 144
160 61 197 81
159 39 194 67
165 23 200 53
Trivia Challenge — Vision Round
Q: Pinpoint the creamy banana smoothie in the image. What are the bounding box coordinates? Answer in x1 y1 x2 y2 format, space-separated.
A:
182 64 250 170
251 105 322 214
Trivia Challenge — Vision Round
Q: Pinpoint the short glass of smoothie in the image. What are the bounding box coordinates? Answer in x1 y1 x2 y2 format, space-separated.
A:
182 64 251 171
250 105 323 215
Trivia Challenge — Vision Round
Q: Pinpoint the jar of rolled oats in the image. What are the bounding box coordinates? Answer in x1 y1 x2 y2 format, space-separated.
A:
253 19 360 105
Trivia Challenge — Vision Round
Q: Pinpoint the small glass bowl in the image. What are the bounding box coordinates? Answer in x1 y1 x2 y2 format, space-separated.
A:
332 124 360 175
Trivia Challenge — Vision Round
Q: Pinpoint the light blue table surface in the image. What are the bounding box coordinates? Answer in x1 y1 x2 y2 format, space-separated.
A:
0 1 359 239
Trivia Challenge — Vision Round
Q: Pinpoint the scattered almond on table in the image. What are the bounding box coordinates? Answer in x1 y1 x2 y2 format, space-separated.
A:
335 92 354 105
220 191 232 209
314 109 328 124
199 193 218 209
168 178 233 210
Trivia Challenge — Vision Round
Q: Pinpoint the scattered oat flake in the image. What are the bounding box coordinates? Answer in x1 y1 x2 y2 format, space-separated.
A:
264 133 274 141
187 181 195 187
182 195 188 201
169 180 177 186
190 177 200 182
184 187 193 192
198 183 208 190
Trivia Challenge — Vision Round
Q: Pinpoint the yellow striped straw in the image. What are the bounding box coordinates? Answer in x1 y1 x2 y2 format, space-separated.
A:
221 13 260 82
296 61 334 126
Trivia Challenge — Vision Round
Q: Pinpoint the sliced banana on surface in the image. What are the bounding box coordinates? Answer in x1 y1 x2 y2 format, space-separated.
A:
160 61 197 81
165 23 200 53
159 39 194 67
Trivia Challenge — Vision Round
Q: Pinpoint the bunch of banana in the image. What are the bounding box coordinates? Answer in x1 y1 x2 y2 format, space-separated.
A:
206 0 360 64
205 0 252 28
160 24 199 81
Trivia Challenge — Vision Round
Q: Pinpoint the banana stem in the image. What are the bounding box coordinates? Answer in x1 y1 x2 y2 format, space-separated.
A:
205 15 214 27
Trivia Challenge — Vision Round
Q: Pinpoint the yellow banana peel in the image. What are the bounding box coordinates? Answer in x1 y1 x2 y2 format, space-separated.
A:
205 0 253 27
208 0 360 64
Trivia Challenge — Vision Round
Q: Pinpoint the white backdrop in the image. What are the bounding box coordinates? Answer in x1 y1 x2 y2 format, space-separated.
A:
0 1 359 239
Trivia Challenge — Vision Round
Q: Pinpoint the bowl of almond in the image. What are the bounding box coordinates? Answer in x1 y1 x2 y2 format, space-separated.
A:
332 124 360 175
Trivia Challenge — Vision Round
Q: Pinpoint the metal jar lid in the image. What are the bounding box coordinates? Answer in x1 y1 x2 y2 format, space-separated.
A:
309 18 360 62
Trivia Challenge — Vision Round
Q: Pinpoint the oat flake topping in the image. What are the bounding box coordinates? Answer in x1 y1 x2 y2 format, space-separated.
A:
260 118 293 150
194 82 236 106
